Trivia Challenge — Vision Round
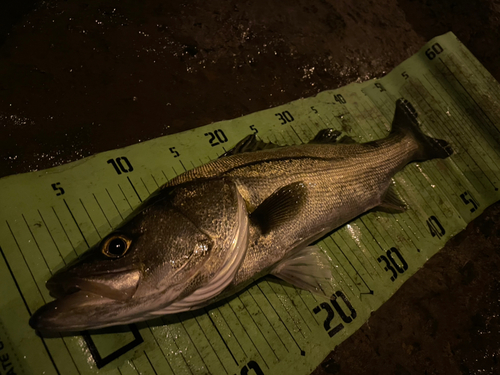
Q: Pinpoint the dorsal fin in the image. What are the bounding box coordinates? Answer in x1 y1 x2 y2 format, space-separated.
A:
310 129 342 144
220 135 281 158
309 128 356 144
337 135 356 144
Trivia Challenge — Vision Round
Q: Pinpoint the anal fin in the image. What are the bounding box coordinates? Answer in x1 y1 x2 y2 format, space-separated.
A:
375 186 406 213
271 245 334 298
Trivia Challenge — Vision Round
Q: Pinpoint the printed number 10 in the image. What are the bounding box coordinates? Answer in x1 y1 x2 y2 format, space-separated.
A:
107 157 134 175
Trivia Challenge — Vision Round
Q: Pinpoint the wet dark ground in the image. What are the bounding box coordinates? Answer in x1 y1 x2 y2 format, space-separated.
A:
1 1 499 374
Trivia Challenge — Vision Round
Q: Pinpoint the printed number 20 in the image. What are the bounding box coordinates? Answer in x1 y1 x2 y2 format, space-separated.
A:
313 291 357 338
205 129 228 147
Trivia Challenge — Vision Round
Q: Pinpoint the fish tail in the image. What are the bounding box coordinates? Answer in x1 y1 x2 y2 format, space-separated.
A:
391 98 453 161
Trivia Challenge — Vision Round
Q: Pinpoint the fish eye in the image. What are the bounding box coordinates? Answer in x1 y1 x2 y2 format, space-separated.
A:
102 234 132 258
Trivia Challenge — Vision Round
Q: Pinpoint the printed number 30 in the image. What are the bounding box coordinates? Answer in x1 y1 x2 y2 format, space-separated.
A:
377 247 408 282
275 111 294 125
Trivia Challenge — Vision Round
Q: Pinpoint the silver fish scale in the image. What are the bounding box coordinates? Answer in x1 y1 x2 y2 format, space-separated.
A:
168 133 419 289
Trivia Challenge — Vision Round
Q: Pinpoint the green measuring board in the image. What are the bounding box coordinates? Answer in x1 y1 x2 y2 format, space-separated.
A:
1 32 499 375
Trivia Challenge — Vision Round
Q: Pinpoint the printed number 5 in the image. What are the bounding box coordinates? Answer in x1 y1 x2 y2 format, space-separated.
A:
51 182 65 196
169 147 180 157
460 191 479 213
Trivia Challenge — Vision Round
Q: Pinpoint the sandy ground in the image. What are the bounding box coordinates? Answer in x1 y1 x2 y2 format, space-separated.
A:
0 0 499 374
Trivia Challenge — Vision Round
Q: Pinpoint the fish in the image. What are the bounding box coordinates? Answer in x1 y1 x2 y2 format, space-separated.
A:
29 98 453 332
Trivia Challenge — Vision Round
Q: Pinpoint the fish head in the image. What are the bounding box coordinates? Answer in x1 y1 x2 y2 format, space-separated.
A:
29 194 214 332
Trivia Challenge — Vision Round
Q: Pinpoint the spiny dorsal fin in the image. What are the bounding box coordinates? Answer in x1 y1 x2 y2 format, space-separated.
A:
271 245 334 298
375 185 406 213
310 129 342 144
250 181 308 234
337 135 356 144
310 128 356 145
220 134 281 158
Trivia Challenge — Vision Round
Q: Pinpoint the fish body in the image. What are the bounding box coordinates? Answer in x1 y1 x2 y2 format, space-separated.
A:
30 99 452 332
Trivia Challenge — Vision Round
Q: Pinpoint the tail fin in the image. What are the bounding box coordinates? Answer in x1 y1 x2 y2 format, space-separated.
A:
391 98 453 161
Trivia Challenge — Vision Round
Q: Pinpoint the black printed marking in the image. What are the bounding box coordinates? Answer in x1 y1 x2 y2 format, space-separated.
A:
143 351 159 375
175 315 212 374
21 214 52 273
0 244 31 314
226 300 269 369
37 210 65 265
247 288 290 353
205 309 239 367
151 174 160 188
238 296 280 362
63 199 90 248
83 325 143 369
329 235 373 295
190 312 230 373
256 283 304 354
146 327 176 374
179 160 187 172
51 207 79 257
79 199 101 238
140 177 151 195
0 240 61 375
93 194 112 228
106 188 124 220
127 177 143 203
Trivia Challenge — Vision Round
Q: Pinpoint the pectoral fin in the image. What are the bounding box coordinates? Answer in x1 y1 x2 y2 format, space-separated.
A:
250 181 308 234
271 245 334 298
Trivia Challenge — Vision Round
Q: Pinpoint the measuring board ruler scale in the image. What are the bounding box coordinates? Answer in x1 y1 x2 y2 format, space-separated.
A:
0 31 499 375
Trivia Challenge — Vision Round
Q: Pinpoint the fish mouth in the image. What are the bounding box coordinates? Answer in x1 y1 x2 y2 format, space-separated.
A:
29 269 142 332
29 291 107 332
46 268 142 301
